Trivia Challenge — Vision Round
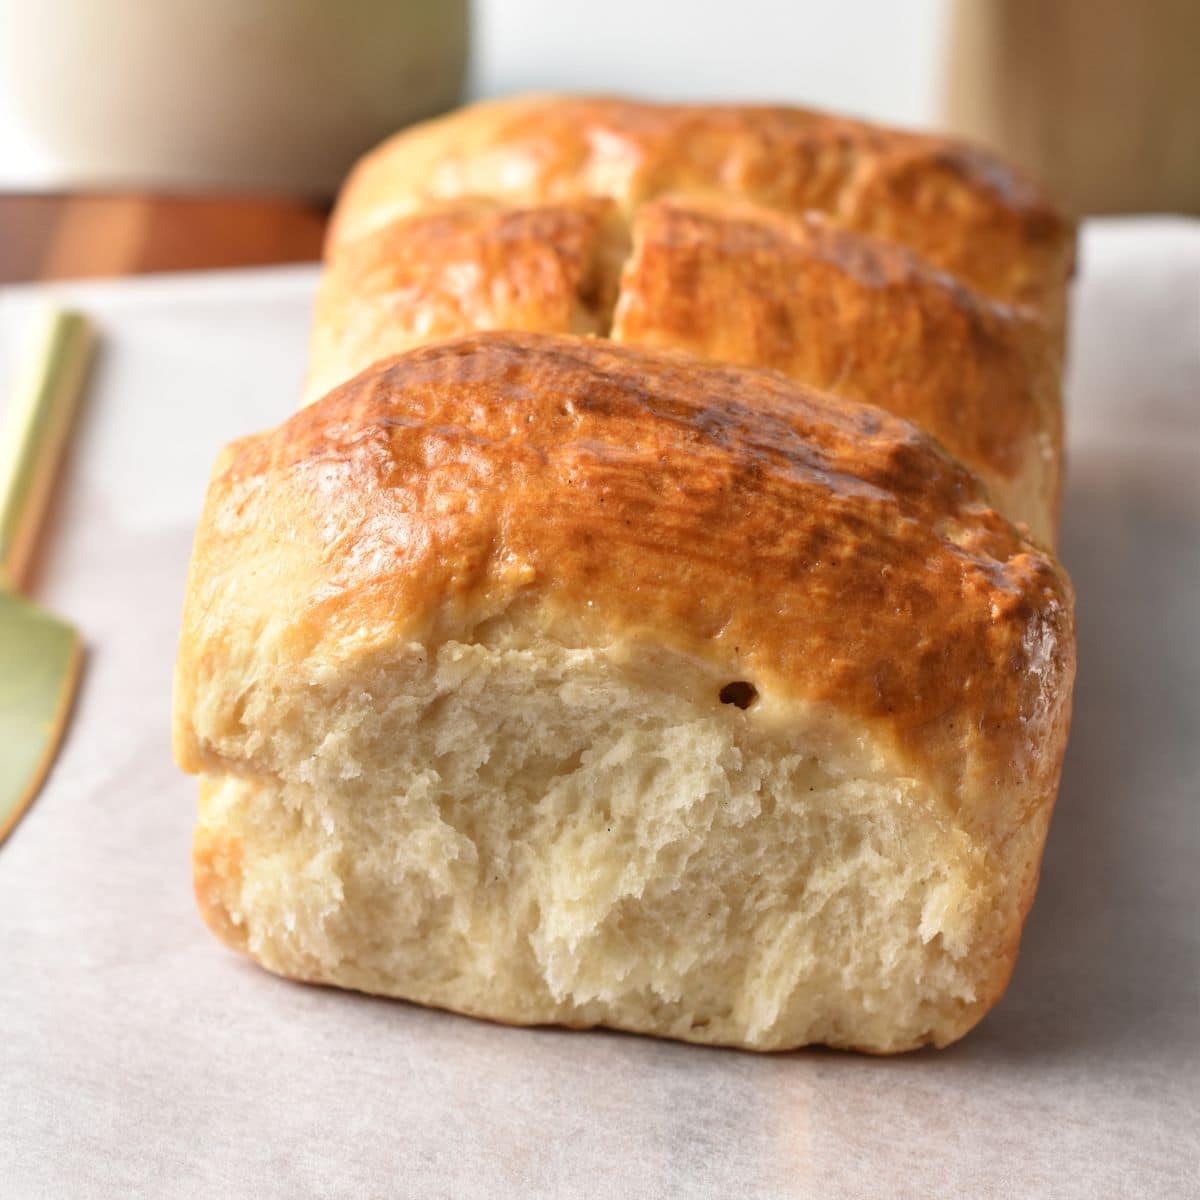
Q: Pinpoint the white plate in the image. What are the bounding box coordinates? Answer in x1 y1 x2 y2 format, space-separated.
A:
1 220 1197 1198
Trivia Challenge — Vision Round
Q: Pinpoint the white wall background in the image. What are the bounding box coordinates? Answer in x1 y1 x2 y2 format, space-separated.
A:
470 0 950 127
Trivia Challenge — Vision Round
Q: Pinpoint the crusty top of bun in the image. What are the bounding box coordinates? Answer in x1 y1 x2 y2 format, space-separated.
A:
328 94 1074 317
177 333 1074 828
314 196 1058 480
307 195 1062 540
615 197 1060 483
309 197 626 369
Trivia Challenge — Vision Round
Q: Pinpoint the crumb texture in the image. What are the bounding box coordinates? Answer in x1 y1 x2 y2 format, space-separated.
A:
195 637 1017 1053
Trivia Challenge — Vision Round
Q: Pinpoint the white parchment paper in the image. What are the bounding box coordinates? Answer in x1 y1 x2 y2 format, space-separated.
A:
1 221 1197 1198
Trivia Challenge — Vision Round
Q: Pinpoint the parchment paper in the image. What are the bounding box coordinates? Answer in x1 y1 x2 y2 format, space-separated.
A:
1 220 1197 1198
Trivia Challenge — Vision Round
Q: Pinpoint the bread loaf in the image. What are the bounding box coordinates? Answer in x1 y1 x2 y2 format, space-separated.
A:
175 333 1075 1053
176 96 1077 1053
328 95 1074 322
307 96 1073 543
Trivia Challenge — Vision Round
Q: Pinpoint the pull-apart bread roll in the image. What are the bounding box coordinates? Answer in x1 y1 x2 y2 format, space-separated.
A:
304 197 629 405
307 96 1073 543
307 196 1061 543
175 333 1075 1053
327 94 1074 324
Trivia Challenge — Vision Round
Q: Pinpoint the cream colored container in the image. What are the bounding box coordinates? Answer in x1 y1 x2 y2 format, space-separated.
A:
0 0 468 195
942 0 1200 215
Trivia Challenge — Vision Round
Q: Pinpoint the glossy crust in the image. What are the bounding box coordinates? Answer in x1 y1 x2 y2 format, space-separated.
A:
177 332 1073 825
614 199 1062 541
328 94 1075 322
304 197 627 406
307 194 1062 540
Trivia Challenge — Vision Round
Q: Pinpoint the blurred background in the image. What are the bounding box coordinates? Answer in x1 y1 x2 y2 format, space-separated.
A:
1 0 1197 281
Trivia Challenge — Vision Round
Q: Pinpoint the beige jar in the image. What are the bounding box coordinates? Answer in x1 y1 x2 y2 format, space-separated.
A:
0 0 468 195
943 0 1200 215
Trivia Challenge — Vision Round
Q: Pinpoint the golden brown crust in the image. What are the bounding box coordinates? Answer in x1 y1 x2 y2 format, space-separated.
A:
306 192 1061 537
176 332 1075 828
616 199 1053 478
305 197 627 405
613 198 1062 537
309 95 1073 540
329 94 1074 319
